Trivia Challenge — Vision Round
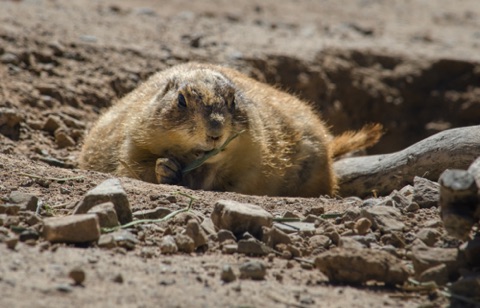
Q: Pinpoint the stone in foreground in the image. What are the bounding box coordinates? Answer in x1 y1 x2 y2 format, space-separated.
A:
43 214 100 243
314 247 410 285
211 200 273 238
73 178 132 224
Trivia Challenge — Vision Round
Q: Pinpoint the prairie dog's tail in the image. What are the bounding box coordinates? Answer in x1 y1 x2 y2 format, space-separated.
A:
330 123 383 158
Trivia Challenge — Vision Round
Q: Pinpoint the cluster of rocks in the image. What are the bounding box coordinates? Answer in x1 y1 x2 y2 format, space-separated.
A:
1 168 479 300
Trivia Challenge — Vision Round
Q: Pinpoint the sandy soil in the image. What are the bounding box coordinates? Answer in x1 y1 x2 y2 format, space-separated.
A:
1 0 480 307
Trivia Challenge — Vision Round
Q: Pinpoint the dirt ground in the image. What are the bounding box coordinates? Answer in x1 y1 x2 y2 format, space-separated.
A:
1 0 480 307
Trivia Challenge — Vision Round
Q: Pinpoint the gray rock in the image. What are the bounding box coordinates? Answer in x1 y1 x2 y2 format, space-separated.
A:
87 202 119 228
73 178 132 224
239 260 267 280
0 53 19 64
5 236 18 250
237 239 271 256
160 235 178 254
211 200 273 238
43 214 100 243
349 233 377 247
411 246 464 278
217 229 236 243
314 248 410 285
413 176 440 208
185 219 207 249
415 228 441 246
341 207 361 222
8 191 38 212
220 264 236 283
399 185 414 198
361 206 404 233
389 190 411 208
132 207 172 220
174 234 195 253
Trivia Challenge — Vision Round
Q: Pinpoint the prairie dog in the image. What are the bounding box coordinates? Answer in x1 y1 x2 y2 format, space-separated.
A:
79 63 382 197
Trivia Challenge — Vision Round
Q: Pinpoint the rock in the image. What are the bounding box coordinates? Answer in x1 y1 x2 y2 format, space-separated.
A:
69 267 86 285
361 206 404 233
0 107 23 140
349 233 377 247
389 190 411 208
314 218 340 245
303 205 325 216
314 248 410 285
42 115 64 133
160 235 178 254
43 214 100 243
380 232 406 248
262 226 291 247
132 207 172 220
87 202 119 228
211 200 273 238
0 53 19 64
73 178 132 224
354 218 371 235
340 237 366 249
217 229 236 243
220 264 236 283
418 264 449 285
439 169 479 240
111 230 138 250
399 185 414 198
273 221 315 234
341 208 362 222
415 228 441 246
54 129 76 148
413 176 440 208
5 236 18 250
467 156 480 186
184 219 207 249
0 204 20 215
19 229 39 242
449 274 480 298
404 202 420 213
98 234 116 249
239 260 267 280
8 191 38 212
309 235 331 249
174 234 195 253
237 239 271 256
200 217 216 236
411 246 464 279
222 244 238 254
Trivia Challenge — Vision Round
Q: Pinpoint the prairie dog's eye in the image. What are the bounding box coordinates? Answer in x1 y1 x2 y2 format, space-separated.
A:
178 93 187 108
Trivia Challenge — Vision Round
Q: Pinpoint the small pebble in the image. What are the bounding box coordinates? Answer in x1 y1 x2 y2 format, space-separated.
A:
69 267 86 285
354 218 372 235
220 264 236 283
239 260 267 280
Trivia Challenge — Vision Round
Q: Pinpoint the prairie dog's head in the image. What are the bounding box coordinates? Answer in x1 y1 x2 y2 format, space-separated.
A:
149 68 246 158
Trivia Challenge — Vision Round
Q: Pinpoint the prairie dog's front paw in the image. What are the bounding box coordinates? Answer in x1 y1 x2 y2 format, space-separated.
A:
155 158 182 184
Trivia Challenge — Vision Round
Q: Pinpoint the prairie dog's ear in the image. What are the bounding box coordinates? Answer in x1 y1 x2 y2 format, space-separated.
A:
157 77 177 99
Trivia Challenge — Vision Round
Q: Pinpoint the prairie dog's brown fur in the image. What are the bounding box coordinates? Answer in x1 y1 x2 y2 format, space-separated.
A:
79 63 382 197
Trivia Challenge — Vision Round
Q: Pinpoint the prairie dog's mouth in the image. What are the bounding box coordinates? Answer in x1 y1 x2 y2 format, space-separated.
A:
192 148 215 159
